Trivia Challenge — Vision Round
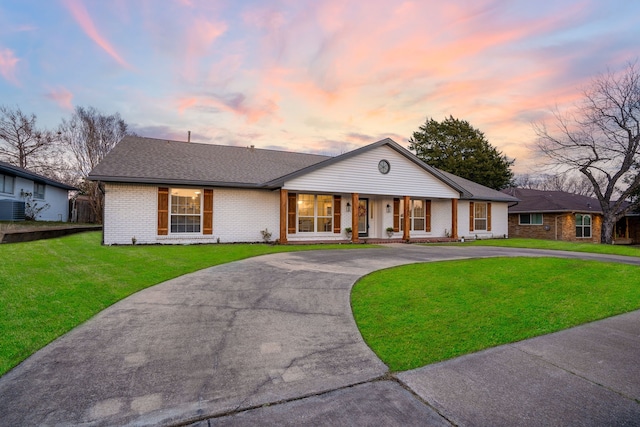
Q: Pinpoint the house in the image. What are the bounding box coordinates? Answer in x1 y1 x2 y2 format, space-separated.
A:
88 136 517 245
0 161 76 222
501 187 640 244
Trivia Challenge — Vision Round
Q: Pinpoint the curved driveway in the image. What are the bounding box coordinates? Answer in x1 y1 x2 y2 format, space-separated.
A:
1 245 639 426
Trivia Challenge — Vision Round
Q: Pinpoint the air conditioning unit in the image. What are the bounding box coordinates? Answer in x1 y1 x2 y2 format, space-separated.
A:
0 200 26 221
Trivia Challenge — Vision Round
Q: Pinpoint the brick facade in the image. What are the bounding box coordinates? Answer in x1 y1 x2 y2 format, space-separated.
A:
508 212 602 243
103 183 282 245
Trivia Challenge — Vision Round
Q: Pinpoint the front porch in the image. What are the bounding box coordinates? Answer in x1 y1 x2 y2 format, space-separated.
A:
279 189 460 244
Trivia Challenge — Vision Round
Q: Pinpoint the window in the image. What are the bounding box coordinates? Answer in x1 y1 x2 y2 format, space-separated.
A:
33 182 45 199
576 214 591 238
474 202 488 231
0 174 14 194
519 213 543 225
170 189 201 233
297 194 333 233
400 199 428 231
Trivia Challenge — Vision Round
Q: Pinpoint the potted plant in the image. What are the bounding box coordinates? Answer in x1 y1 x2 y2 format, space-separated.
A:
345 227 352 238
386 227 394 238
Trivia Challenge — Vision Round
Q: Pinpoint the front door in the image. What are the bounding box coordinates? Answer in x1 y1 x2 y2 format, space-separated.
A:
358 199 369 237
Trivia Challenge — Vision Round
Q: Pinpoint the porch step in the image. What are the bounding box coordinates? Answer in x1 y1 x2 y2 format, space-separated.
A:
284 237 458 245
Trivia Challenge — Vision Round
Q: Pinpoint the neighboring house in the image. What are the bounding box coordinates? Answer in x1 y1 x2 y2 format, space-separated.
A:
88 136 517 245
0 161 76 222
501 187 640 244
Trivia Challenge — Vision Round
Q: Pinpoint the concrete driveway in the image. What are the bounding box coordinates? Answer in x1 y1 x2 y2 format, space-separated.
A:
0 245 639 426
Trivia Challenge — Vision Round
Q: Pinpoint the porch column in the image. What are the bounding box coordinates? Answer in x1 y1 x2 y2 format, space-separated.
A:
351 192 359 243
403 195 410 241
451 199 458 239
626 217 629 239
279 189 288 244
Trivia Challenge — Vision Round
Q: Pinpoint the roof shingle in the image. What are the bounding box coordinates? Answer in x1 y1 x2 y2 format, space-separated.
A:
88 136 330 187
501 188 602 213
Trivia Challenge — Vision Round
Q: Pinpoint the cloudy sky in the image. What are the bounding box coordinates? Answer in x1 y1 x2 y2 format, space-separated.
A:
1 0 638 172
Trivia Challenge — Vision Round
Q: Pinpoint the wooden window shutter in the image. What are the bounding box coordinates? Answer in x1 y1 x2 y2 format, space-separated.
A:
157 187 169 235
425 200 431 232
469 201 474 232
333 195 341 233
487 202 492 232
287 193 297 234
393 198 400 232
203 189 213 234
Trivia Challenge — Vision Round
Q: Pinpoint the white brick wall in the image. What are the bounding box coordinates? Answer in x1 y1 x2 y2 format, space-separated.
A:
103 183 511 244
213 188 280 243
104 183 158 244
103 183 281 245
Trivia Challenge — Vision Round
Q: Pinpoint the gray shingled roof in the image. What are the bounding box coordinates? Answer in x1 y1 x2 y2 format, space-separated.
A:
437 169 519 202
0 161 77 191
88 136 330 187
500 188 602 213
89 135 517 202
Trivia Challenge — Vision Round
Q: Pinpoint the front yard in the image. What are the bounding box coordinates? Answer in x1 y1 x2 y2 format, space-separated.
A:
1 233 639 377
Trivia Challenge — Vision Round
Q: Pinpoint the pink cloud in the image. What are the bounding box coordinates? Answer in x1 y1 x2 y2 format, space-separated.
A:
176 92 279 124
45 87 74 110
0 48 20 85
62 0 130 68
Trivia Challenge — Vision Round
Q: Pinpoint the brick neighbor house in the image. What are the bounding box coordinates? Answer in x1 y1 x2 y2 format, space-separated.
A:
501 187 640 244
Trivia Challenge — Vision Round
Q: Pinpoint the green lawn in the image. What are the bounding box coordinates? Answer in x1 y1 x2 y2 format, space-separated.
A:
352 257 640 372
464 237 640 257
0 231 374 376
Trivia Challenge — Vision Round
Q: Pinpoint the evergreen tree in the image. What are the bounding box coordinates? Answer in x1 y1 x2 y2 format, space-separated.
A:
409 116 514 190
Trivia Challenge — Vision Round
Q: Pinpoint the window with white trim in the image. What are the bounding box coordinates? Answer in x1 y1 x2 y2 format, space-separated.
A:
474 202 488 231
519 213 543 225
33 182 45 199
0 174 14 194
297 194 333 233
170 188 201 233
400 199 426 231
576 214 591 238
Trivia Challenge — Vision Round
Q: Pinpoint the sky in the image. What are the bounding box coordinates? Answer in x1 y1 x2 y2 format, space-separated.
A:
1 0 638 173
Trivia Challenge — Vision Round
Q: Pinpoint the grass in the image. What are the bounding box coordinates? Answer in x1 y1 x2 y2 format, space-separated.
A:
463 237 640 257
352 257 640 372
0 231 375 376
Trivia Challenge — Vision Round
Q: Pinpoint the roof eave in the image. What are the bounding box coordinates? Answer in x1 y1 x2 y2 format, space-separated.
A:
89 175 263 189
465 195 520 202
1 164 77 191
508 209 604 214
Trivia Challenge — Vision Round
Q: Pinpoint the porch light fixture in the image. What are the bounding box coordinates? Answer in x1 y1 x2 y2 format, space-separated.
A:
346 202 351 212
386 204 391 213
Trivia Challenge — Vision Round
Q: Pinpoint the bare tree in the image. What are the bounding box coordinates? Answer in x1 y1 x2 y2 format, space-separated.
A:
513 173 595 196
59 106 129 223
534 61 640 244
0 105 60 171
